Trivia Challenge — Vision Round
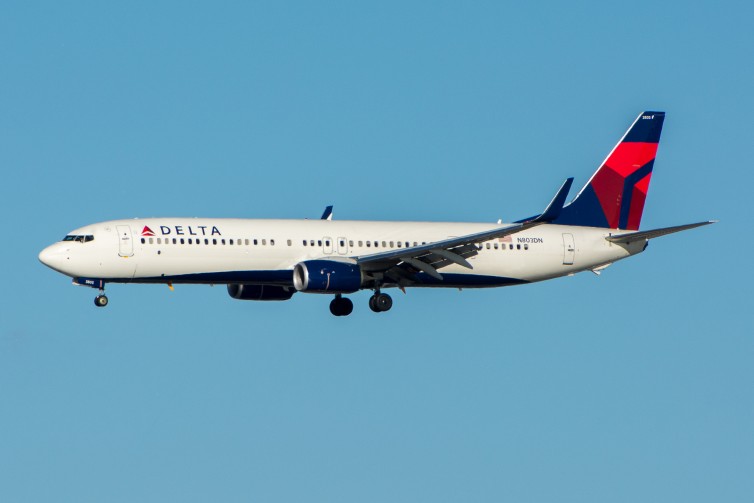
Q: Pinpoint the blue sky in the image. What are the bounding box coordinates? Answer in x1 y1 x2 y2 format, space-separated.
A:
1 1 752 501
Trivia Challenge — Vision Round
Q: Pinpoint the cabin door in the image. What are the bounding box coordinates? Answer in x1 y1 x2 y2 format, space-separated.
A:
117 225 134 257
562 233 575 265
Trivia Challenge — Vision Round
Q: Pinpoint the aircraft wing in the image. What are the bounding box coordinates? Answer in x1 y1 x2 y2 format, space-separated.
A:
355 178 574 283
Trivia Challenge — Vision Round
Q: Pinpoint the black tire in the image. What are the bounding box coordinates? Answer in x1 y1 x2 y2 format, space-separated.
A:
369 295 380 313
340 297 353 316
330 297 354 317
375 293 392 312
329 298 342 316
94 295 108 307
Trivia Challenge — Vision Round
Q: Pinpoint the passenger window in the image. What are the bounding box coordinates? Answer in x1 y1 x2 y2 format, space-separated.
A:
509 244 513 250
339 240 345 247
349 240 354 247
213 239 217 245
141 238 145 244
149 238 154 244
397 242 402 248
524 244 529 250
270 239 275 246
229 239 234 245
318 240 322 246
358 241 363 247
157 238 162 244
221 239 226 245
486 243 490 249
516 244 521 250
310 240 315 246
366 241 371 247
205 239 209 245
180 238 185 244
325 240 329 246
245 239 249 245
374 241 379 248
494 243 498 249
302 240 307 246
287 239 292 246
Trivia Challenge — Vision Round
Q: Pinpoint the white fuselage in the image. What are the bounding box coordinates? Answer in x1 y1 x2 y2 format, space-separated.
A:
38 218 644 289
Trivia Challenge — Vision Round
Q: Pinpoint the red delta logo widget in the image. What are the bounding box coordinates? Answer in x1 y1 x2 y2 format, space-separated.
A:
141 224 222 237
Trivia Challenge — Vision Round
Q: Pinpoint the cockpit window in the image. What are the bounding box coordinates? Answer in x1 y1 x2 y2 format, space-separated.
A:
63 235 94 243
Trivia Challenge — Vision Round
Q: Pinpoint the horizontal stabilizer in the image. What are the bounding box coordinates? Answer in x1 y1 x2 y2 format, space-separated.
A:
606 221 716 244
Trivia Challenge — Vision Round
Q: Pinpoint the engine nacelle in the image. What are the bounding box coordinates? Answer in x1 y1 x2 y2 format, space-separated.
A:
227 284 295 301
293 260 364 293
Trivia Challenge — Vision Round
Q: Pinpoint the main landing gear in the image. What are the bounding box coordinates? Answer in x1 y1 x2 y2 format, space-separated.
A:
369 291 393 313
329 291 393 316
330 295 353 317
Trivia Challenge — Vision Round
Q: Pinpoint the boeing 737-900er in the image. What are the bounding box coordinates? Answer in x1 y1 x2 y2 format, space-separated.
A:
39 111 714 316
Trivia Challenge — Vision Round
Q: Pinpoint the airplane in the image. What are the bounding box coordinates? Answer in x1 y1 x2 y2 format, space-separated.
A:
39 111 714 316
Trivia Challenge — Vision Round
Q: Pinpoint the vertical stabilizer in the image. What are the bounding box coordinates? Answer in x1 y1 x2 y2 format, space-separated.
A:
553 111 665 230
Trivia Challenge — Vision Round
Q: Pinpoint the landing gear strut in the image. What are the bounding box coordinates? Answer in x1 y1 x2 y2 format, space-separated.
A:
329 295 353 317
369 291 392 313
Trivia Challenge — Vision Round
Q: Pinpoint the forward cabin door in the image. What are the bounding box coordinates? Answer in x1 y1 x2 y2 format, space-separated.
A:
562 233 575 265
116 225 134 257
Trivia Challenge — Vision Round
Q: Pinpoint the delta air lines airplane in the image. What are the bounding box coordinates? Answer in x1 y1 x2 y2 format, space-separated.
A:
39 111 714 316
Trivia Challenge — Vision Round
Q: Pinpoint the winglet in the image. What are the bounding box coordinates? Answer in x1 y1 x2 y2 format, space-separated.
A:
321 205 333 220
533 178 574 223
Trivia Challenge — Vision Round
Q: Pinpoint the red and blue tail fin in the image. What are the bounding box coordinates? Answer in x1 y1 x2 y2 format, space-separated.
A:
553 111 665 230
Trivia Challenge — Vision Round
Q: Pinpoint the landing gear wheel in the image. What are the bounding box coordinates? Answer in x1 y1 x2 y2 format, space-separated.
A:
369 292 392 313
329 296 353 317
94 295 109 307
375 293 392 312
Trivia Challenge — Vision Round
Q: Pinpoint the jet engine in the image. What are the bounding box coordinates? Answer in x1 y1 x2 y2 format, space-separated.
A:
227 284 295 301
292 260 364 293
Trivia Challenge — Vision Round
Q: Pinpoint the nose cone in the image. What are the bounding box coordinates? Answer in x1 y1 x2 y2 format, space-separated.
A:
39 244 67 273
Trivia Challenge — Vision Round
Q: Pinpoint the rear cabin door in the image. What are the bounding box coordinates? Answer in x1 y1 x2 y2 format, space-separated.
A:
562 233 575 265
117 225 134 257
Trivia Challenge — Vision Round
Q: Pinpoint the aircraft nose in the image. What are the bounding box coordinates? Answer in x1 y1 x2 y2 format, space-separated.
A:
39 244 66 272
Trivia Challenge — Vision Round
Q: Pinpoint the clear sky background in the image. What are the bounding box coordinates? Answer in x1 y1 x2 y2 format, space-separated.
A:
1 1 751 501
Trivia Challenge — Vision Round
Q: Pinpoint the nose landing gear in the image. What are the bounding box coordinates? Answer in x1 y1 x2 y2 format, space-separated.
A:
94 294 109 307
94 285 109 307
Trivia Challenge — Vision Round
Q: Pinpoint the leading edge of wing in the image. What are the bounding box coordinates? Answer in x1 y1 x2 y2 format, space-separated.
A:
355 220 540 267
356 178 574 267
